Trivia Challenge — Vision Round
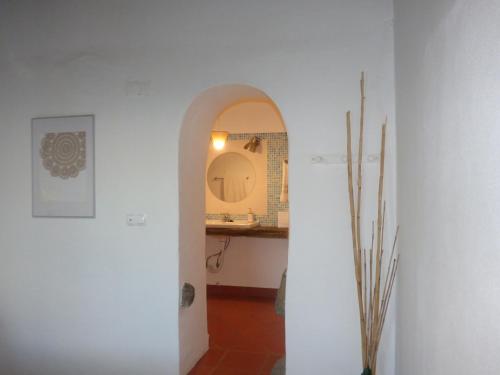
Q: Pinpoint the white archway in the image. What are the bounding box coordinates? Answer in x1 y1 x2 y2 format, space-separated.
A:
178 84 287 374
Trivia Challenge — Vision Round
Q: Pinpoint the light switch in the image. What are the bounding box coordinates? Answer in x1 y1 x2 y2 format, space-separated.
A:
127 214 146 226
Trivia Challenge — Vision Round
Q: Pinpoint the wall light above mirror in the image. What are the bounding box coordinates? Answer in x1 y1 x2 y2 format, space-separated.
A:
210 131 228 150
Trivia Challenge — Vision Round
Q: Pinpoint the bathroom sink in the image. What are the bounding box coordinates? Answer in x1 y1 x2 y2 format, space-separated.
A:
206 219 260 229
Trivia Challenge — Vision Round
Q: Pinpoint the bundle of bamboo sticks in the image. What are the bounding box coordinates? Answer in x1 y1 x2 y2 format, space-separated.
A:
346 72 399 375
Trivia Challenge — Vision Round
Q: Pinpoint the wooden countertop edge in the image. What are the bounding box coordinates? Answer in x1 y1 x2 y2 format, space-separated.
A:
206 226 289 239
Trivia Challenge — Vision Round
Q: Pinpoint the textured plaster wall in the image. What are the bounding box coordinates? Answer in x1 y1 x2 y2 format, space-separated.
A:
0 1 396 374
394 0 500 373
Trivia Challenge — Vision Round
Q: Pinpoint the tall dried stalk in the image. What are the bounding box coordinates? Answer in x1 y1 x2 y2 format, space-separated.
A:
346 73 399 375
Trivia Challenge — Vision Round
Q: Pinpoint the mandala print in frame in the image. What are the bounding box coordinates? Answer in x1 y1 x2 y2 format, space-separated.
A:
40 132 86 179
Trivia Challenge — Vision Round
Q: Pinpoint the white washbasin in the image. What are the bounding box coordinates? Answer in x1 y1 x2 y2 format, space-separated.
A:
206 219 260 229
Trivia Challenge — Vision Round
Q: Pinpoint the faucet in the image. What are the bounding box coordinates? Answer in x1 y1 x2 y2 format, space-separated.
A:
221 213 233 222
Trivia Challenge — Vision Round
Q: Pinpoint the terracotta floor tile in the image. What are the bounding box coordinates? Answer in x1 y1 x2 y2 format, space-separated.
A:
191 296 285 374
261 354 283 374
195 347 225 368
187 364 215 375
217 350 268 372
211 368 259 375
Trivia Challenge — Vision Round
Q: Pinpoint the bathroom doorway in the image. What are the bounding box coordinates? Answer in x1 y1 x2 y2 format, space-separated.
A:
179 85 289 375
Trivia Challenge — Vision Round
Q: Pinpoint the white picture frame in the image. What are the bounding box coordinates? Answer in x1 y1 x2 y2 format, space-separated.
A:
32 115 95 218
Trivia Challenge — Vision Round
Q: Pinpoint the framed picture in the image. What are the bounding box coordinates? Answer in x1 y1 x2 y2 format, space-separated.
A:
32 115 95 218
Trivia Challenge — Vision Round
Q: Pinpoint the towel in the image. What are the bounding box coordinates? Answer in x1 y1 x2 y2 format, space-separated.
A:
280 160 288 203
223 177 245 202
224 173 247 202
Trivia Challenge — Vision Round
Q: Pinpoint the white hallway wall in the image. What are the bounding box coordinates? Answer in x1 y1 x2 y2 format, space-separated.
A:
0 1 396 374
206 237 288 289
395 0 500 373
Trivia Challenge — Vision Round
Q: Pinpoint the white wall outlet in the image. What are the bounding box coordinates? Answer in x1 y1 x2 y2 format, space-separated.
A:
126 214 146 226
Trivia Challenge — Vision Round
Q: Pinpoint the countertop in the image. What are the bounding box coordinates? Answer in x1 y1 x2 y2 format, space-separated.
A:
206 225 288 239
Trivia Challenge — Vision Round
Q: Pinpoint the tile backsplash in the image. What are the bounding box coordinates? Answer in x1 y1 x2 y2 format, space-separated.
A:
206 132 288 227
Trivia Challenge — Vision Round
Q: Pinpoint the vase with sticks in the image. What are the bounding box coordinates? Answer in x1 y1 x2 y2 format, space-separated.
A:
346 72 399 375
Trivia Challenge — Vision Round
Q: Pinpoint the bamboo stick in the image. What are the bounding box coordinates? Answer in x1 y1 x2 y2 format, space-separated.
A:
375 256 399 363
372 121 386 338
346 111 368 365
381 201 386 260
381 226 399 306
356 72 365 276
347 111 357 264
345 74 398 375
363 248 368 359
368 223 374 361
380 258 398 333
363 249 367 321
357 72 367 365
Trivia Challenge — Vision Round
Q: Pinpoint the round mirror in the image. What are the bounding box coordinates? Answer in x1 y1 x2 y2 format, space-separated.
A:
207 152 256 202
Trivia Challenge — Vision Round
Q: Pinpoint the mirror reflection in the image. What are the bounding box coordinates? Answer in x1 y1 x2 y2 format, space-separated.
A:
207 152 256 202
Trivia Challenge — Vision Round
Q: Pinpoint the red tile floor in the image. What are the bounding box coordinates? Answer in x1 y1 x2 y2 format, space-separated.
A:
188 295 285 375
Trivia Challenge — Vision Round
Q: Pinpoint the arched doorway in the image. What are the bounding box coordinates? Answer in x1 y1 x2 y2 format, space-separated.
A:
178 84 288 374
